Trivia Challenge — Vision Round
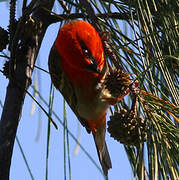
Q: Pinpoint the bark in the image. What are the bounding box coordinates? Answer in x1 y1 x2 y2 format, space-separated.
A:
0 0 55 179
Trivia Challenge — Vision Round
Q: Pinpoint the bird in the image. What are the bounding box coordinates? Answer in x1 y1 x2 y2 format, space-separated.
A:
48 20 119 176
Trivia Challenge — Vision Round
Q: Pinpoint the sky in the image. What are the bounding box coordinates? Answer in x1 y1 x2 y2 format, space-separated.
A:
0 2 133 180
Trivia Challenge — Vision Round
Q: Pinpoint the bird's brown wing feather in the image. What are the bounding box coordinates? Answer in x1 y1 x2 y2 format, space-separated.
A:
48 43 91 133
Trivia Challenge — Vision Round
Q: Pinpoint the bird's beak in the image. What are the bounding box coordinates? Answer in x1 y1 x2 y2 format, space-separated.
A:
85 55 101 74
85 61 101 74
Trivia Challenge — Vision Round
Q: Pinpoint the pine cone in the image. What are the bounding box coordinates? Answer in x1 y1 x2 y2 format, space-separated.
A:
104 69 131 98
107 108 148 146
0 27 9 52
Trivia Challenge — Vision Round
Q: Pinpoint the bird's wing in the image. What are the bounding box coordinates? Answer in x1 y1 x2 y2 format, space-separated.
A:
48 43 91 133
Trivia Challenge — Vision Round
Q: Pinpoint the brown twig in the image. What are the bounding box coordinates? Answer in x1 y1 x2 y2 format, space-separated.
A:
23 0 39 16
22 0 27 13
45 11 134 24
57 0 70 14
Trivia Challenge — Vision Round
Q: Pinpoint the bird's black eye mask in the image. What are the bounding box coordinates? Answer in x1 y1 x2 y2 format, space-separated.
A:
80 40 91 59
79 40 101 74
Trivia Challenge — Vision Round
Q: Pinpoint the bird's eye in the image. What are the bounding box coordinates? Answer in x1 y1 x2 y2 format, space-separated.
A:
80 41 91 58
83 49 89 56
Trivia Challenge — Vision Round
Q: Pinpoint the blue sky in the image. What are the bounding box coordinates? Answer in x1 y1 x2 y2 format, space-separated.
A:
0 2 133 180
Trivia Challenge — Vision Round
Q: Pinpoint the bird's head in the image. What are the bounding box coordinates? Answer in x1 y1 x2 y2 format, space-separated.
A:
55 20 105 80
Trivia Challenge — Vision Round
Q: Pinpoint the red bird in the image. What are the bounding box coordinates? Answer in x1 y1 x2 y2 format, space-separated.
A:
49 20 118 175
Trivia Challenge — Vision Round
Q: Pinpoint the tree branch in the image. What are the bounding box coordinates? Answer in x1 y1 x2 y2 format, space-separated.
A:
0 0 55 179
44 11 135 24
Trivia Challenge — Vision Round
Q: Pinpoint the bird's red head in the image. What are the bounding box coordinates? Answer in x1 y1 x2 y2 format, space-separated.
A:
55 20 105 86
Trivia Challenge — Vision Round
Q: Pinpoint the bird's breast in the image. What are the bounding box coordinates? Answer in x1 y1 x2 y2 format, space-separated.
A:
75 81 111 121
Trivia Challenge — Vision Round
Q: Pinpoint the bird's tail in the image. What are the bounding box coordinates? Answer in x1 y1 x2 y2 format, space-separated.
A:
93 127 112 176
